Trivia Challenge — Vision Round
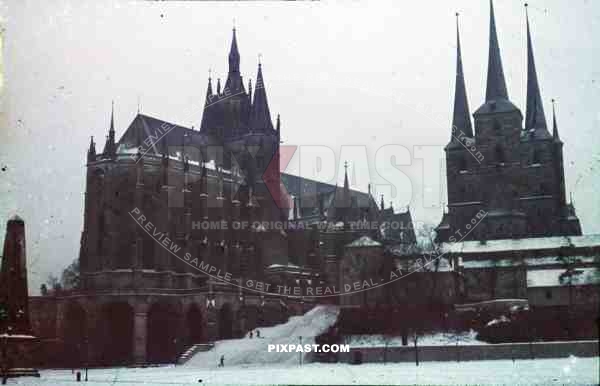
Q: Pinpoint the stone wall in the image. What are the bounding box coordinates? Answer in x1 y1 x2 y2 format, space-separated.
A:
335 340 599 363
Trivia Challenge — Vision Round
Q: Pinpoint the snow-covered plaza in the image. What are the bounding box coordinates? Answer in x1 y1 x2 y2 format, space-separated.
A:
7 357 599 385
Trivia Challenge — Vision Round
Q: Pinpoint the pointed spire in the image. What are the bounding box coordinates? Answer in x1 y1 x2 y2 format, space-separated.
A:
206 74 213 102
225 27 244 92
102 101 117 158
552 99 561 141
250 62 274 132
485 0 509 102
452 13 473 138
110 100 115 134
217 78 221 95
525 4 548 133
200 74 214 131
229 27 240 74
380 194 385 211
87 136 96 162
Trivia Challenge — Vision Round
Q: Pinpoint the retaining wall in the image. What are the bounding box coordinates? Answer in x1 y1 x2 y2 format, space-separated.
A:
335 340 599 363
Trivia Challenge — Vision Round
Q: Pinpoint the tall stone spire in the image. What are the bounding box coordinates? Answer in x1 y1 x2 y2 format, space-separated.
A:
525 4 548 133
200 75 214 131
250 62 274 132
102 101 117 158
225 28 244 92
485 0 509 102
205 74 213 105
229 27 240 74
452 12 473 138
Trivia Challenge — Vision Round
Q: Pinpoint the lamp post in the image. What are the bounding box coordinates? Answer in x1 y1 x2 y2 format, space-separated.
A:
84 336 89 382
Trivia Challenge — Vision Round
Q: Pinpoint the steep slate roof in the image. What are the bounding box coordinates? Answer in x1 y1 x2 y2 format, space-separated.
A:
280 173 379 218
117 114 198 157
474 0 520 115
441 234 600 255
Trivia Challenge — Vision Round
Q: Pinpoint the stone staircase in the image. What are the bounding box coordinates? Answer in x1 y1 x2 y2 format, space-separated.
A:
176 343 215 365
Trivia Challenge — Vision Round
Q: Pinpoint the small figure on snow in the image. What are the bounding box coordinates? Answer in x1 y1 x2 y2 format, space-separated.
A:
218 355 225 367
256 330 260 338
249 331 253 339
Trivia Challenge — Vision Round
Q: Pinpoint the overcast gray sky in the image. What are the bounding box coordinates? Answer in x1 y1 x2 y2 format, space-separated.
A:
1 0 599 294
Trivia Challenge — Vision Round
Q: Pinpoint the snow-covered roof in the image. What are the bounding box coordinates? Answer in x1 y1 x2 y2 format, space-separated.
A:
267 263 301 269
395 257 454 272
461 256 597 269
527 268 600 288
441 234 600 255
346 236 382 248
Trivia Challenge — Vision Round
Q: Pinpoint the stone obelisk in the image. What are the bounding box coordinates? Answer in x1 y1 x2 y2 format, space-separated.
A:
0 215 39 378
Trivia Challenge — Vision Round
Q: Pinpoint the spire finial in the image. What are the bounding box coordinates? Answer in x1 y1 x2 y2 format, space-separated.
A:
258 53 262 66
485 0 509 102
380 194 385 210
452 10 473 138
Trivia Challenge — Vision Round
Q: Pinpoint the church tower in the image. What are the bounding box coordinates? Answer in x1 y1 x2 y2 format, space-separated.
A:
438 1 581 242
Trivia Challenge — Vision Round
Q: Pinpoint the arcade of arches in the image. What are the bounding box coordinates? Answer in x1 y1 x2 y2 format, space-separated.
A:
51 293 293 366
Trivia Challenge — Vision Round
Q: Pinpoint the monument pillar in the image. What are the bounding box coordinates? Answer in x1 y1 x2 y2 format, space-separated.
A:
0 215 39 378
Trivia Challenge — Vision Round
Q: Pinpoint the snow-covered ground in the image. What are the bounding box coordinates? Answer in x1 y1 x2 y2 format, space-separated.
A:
345 330 487 347
185 304 339 368
8 306 598 384
9 357 599 385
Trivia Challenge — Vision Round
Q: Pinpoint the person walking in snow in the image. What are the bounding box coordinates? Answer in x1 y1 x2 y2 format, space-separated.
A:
219 355 224 367
249 331 253 339
256 330 260 338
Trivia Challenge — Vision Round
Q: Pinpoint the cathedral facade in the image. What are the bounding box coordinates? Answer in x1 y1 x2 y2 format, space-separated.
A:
29 29 416 367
